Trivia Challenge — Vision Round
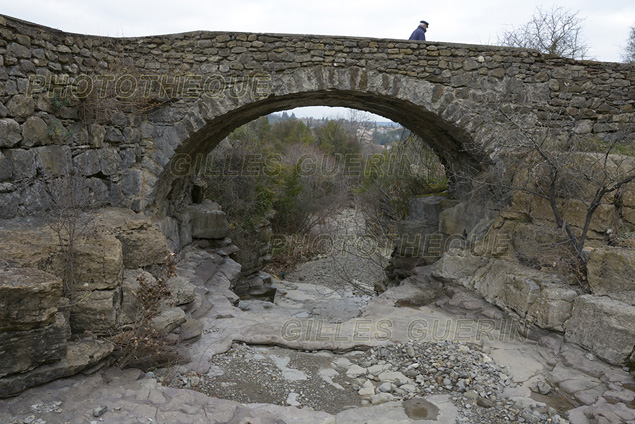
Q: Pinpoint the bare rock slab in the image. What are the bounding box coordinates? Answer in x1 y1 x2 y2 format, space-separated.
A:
0 313 68 379
0 339 112 398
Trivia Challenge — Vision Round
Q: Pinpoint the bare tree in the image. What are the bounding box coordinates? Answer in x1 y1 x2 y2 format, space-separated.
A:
498 6 589 59
472 106 635 285
622 24 635 63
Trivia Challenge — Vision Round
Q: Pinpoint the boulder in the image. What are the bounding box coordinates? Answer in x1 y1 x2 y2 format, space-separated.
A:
0 313 68 379
188 199 230 239
561 200 615 233
587 247 635 305
179 318 204 343
498 273 541 317
0 267 62 331
511 192 615 233
150 307 186 334
166 276 196 306
565 295 635 365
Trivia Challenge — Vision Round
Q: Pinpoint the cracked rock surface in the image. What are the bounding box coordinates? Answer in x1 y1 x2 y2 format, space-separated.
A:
1 246 634 423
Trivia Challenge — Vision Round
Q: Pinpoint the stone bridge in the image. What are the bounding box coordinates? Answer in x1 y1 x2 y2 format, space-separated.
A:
1 14 634 247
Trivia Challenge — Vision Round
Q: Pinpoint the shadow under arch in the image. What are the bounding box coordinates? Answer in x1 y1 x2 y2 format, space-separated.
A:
151 89 492 215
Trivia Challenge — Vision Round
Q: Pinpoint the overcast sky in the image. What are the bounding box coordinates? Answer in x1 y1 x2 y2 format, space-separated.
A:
2 0 633 120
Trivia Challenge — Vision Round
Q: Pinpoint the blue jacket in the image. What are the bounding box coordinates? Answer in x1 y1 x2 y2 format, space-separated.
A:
409 26 426 41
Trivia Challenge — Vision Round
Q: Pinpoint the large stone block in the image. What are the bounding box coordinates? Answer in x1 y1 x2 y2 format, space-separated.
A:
120 269 155 326
526 285 577 332
510 222 565 263
0 267 62 331
188 199 230 239
115 226 168 268
438 200 495 239
21 115 49 147
470 259 512 303
0 210 169 292
0 339 113 398
407 195 453 228
511 192 615 233
34 145 72 177
0 224 61 270
4 148 37 179
0 118 22 147
0 313 68 379
0 150 13 181
166 275 196 306
561 200 615 234
150 307 186 334
7 95 35 120
68 233 124 292
431 252 489 287
587 247 635 305
565 295 635 365
466 259 576 332
93 208 169 268
499 273 541 317
69 288 121 334
0 225 122 293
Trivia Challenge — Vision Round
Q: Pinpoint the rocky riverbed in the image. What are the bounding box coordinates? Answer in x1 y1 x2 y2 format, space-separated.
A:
0 244 634 423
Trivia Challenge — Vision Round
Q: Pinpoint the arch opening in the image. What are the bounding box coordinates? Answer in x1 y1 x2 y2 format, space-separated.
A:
151 89 491 215
182 108 450 299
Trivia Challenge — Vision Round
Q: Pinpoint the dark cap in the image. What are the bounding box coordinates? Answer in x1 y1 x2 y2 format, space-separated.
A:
420 20 429 26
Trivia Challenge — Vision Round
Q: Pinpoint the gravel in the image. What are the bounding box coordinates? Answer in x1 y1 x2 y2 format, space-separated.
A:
170 340 569 423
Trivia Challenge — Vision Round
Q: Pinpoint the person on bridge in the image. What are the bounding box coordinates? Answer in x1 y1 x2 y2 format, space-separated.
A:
409 20 429 41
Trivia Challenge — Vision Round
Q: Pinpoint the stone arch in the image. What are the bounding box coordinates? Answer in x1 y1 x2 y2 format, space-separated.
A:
147 66 494 215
